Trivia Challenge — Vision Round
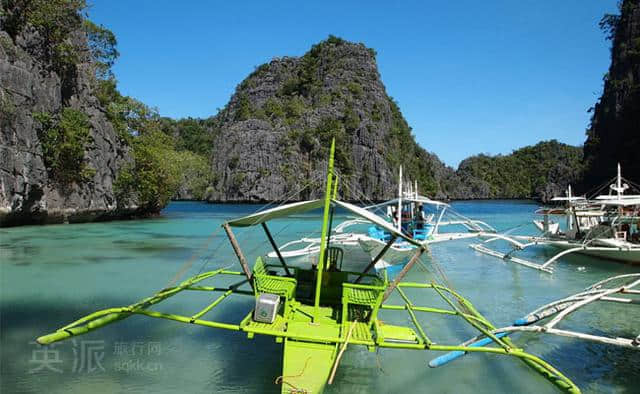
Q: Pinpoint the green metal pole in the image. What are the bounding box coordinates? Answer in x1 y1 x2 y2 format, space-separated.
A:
314 138 335 321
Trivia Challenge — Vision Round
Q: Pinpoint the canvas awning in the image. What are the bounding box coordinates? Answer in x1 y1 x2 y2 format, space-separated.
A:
226 200 324 227
225 199 424 248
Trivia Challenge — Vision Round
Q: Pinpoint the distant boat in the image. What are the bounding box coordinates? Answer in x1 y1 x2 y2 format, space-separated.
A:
472 164 640 272
267 166 496 269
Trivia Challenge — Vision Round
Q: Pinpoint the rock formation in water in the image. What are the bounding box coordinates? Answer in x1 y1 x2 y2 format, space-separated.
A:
205 36 584 203
583 0 640 191
207 36 461 202
0 2 135 226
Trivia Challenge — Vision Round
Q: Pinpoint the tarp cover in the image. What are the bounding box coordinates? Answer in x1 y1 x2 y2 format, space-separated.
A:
225 200 323 227
225 199 424 248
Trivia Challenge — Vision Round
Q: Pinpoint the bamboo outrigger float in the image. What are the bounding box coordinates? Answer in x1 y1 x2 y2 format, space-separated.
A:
430 274 640 368
37 140 583 393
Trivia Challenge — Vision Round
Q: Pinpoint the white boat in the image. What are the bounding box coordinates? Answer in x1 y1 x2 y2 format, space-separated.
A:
471 164 640 272
267 166 496 269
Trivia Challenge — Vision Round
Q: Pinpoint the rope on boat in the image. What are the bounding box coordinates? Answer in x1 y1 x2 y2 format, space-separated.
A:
164 226 223 288
274 356 312 393
584 176 618 199
375 347 386 375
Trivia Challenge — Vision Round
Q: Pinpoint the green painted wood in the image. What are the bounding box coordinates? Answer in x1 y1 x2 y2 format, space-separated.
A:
280 339 337 393
314 138 335 321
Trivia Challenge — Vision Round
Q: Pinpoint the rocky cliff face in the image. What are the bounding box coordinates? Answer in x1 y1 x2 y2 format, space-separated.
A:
0 13 134 226
583 0 640 190
206 37 583 203
208 37 458 202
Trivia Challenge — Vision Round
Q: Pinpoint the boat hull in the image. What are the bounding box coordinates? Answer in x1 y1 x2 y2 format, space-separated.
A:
357 238 420 266
547 241 640 263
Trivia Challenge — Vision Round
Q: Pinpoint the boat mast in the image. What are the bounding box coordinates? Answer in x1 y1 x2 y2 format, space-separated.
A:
397 166 403 232
313 138 336 321
617 163 622 201
608 163 628 223
566 185 573 231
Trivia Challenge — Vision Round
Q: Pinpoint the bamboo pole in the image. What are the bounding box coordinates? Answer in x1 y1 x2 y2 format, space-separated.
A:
223 223 254 290
313 138 335 321
191 289 234 320
382 247 426 302
431 284 509 351
396 287 431 345
545 279 640 329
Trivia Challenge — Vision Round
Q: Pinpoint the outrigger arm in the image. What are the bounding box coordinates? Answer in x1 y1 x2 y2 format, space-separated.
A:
430 274 640 368
471 232 637 273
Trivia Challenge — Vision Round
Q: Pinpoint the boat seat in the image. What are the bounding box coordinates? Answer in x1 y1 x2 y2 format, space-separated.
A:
327 246 343 271
368 226 391 242
252 258 297 317
342 281 384 327
413 229 428 241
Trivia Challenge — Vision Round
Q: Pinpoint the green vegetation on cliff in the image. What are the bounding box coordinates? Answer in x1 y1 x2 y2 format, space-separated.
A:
33 107 95 184
2 0 215 210
208 35 444 202
384 98 438 195
457 140 583 199
2 0 86 72
98 81 215 205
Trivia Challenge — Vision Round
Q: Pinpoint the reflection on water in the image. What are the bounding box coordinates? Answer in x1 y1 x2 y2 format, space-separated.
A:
1 201 638 393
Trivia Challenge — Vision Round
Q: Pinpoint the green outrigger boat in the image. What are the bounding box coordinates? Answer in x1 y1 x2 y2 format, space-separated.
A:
37 140 581 393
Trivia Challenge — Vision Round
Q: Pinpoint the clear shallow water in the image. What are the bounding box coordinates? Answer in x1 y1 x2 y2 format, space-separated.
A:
0 200 638 393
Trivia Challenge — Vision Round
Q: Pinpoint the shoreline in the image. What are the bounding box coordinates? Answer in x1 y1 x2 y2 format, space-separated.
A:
1 198 542 229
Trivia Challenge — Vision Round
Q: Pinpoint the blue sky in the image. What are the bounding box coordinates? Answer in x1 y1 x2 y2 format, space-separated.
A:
87 1 618 168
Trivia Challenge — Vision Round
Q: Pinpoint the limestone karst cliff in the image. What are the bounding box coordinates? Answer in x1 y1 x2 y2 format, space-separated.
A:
206 37 584 203
583 0 640 190
207 36 460 202
0 2 135 226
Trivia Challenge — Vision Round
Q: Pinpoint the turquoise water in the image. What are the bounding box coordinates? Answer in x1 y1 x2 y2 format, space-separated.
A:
1 200 638 393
